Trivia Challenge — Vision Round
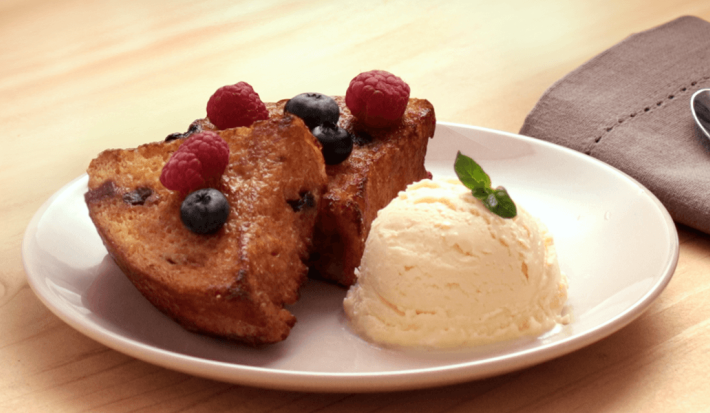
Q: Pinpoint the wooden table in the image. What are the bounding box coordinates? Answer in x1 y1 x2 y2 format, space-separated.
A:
3 1 710 411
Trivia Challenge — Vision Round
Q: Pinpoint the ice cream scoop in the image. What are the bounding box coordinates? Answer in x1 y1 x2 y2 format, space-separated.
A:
343 178 568 348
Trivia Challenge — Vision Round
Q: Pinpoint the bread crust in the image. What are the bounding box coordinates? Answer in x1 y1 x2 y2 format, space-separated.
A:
85 96 435 344
85 114 327 345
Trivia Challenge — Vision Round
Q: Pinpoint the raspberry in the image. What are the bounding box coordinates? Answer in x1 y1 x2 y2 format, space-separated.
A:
206 82 269 129
178 131 230 178
345 70 410 128
160 131 230 194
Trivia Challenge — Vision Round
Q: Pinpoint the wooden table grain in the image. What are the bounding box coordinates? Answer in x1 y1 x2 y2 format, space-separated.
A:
2 1 710 411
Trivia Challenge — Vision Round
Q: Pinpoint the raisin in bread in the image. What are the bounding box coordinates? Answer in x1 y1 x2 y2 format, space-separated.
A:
85 114 327 345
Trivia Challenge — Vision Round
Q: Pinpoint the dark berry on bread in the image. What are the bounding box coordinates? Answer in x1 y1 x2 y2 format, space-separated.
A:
180 188 230 234
284 93 340 130
311 123 353 165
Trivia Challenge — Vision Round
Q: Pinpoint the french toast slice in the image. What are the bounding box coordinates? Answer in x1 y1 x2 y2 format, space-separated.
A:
306 97 436 286
191 97 436 286
85 114 327 345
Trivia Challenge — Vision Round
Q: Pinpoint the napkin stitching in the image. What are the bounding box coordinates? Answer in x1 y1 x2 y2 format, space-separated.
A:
586 75 710 155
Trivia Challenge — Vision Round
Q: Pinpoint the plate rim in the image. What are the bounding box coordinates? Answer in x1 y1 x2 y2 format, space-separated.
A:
21 121 680 392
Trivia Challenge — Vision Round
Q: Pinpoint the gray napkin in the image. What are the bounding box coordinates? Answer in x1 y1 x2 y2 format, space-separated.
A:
520 15 710 234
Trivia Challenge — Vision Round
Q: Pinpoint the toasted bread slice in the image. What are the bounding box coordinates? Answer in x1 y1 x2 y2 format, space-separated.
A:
85 114 327 345
309 97 436 286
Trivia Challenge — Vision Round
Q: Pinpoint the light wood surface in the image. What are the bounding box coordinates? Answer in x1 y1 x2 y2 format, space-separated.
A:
3 1 710 411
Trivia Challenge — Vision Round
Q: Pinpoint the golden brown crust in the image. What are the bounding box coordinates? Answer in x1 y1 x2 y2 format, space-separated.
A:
85 114 327 345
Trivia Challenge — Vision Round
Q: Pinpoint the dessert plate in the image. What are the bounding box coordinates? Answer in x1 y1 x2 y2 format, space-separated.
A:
22 123 679 392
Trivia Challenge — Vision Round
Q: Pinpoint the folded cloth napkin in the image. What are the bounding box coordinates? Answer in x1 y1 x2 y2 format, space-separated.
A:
520 15 710 234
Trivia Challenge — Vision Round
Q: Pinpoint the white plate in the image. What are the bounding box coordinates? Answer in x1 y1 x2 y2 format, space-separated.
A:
22 122 679 392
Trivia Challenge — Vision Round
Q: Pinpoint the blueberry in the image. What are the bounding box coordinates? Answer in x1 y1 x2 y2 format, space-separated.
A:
312 123 353 165
180 188 230 234
284 93 339 130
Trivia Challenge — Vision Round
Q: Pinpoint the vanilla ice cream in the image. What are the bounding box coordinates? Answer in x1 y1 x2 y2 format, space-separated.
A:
343 178 568 348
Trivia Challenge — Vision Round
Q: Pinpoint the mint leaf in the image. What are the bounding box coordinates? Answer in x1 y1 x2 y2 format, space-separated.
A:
454 151 491 190
472 186 491 200
484 187 517 218
453 151 517 218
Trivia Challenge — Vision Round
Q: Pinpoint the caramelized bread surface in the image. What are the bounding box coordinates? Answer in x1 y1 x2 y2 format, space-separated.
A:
286 97 436 286
325 97 435 286
190 96 436 286
85 114 327 345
